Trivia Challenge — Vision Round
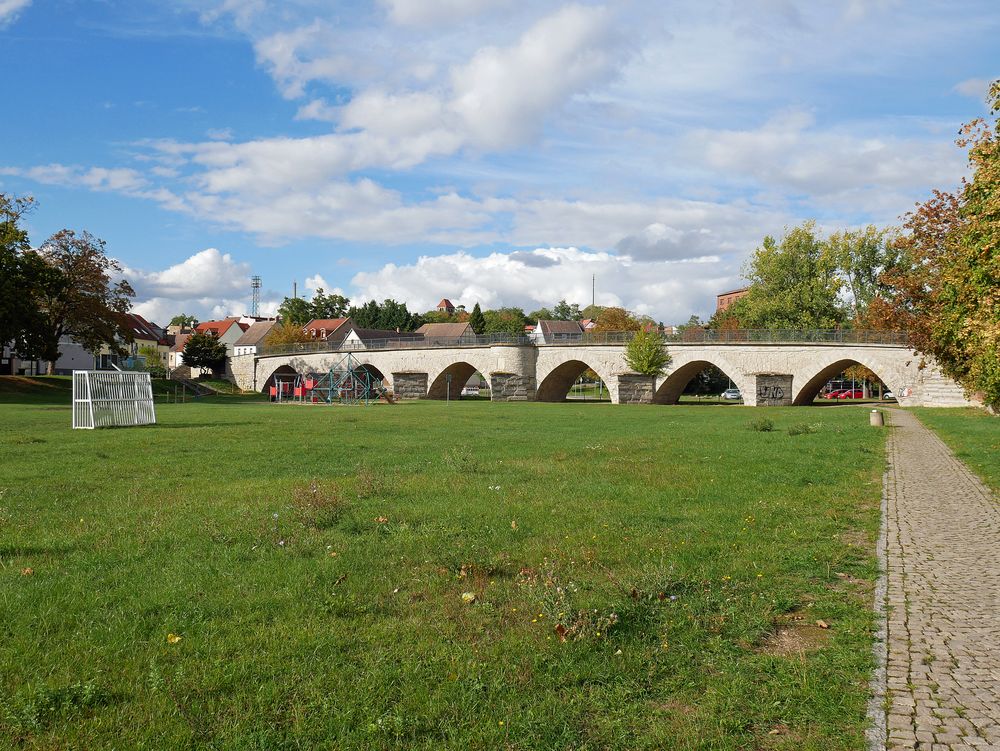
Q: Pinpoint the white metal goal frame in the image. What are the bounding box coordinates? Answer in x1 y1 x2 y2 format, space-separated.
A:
72 370 157 429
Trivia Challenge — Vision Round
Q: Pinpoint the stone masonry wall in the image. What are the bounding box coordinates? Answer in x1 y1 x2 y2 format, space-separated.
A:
391 372 428 399
754 373 793 406
230 354 256 391
490 372 536 401
616 374 655 404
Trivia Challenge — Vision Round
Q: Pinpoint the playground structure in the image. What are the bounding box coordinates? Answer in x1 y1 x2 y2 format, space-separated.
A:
269 353 391 405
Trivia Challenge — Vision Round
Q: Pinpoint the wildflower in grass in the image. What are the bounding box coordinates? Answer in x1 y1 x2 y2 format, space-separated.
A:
167 633 182 644
461 592 476 604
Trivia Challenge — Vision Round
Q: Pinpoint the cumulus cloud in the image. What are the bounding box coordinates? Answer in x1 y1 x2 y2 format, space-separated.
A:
0 0 30 27
0 164 147 192
380 0 514 26
953 77 992 100
351 246 738 321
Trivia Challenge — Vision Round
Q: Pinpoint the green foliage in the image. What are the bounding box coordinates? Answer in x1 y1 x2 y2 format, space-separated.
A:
527 307 554 321
347 299 420 331
624 329 671 375
481 306 528 335
748 418 774 432
27 229 135 371
468 303 485 335
182 331 228 370
580 304 604 320
553 299 583 321
168 313 199 328
593 307 640 332
137 345 166 377
277 296 314 327
310 289 350 320
727 222 845 330
825 225 901 324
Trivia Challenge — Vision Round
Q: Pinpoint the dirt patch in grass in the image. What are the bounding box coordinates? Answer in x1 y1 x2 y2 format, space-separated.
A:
759 618 831 658
839 528 870 550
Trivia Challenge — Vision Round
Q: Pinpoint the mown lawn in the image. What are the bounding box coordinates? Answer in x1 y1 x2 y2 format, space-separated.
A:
0 381 886 750
910 407 1000 492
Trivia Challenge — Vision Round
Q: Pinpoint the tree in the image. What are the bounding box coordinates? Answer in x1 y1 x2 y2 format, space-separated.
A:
826 225 902 325
593 307 640 332
553 299 583 321
580 304 605 320
138 344 166 378
468 303 485 335
725 222 845 330
527 307 555 321
277 296 315 327
30 230 135 373
169 313 199 328
481 307 528 336
182 331 227 373
263 323 310 348
1 195 66 356
310 289 350 319
348 299 420 331
625 329 671 375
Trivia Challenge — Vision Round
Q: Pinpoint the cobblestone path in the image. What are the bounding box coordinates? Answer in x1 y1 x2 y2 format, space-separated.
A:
882 409 1000 750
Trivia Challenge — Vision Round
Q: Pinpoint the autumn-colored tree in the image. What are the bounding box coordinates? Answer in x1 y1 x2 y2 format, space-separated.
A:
593 307 640 332
263 322 311 347
879 81 1000 408
29 230 135 373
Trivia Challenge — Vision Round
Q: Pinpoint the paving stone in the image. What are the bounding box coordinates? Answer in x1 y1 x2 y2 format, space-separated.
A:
877 410 1000 751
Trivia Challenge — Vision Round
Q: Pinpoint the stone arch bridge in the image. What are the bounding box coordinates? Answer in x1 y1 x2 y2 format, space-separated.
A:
232 340 972 407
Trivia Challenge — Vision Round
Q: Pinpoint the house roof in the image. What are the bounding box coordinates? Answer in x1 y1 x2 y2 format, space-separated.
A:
347 327 424 342
233 320 278 347
717 286 750 297
302 318 350 338
538 320 584 336
119 312 165 344
195 317 247 338
170 333 191 353
437 298 454 308
414 322 473 338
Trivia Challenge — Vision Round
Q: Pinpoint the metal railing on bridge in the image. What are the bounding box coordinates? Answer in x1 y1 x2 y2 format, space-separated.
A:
257 329 909 357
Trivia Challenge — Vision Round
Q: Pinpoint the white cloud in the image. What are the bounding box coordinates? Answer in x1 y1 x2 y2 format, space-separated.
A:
380 0 514 26
351 246 736 322
953 77 992 100
0 0 30 27
0 164 147 192
121 248 251 316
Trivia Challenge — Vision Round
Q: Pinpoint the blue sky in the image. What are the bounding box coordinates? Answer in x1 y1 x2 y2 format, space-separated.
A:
1 0 997 324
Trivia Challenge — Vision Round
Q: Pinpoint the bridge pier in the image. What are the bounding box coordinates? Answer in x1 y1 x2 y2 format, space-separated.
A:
750 373 794 407
391 372 428 400
617 374 655 404
490 372 536 401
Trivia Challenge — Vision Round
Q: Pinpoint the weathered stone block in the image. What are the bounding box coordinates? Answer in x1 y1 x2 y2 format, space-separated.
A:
490 372 536 401
617 374 654 404
391 371 428 399
755 373 793 406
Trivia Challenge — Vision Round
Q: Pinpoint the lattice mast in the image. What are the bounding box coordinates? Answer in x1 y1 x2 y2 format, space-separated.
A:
250 275 262 317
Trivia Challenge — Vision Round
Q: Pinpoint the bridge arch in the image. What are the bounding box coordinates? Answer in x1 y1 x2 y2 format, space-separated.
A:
427 361 482 399
652 359 747 404
260 364 297 394
792 357 895 405
535 359 613 402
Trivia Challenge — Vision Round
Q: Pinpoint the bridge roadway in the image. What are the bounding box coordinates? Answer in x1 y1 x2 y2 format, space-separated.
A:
234 340 973 407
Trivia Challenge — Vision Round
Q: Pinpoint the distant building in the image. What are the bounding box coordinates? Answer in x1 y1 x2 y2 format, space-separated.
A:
414 322 476 344
531 320 584 344
302 318 352 343
339 326 423 350
716 287 750 312
234 320 278 357
436 298 456 314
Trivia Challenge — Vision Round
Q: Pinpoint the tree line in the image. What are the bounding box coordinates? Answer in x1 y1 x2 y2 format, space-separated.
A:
1 196 134 373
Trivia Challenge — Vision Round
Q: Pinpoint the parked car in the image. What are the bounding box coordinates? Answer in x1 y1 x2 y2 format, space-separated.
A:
837 389 864 399
823 389 845 399
720 388 742 400
461 385 481 397
883 391 896 400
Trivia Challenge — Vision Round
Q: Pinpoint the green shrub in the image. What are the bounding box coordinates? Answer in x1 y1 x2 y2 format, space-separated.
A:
747 418 774 432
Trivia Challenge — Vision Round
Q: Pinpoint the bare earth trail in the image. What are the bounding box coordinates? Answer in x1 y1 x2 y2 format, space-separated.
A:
881 409 1000 750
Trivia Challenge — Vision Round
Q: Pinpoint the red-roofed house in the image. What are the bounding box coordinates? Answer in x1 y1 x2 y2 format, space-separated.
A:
302 318 352 343
530 320 584 344
436 298 456 314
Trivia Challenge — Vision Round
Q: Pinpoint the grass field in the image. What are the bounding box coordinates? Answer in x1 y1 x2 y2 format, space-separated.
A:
911 407 1000 492
0 378 887 750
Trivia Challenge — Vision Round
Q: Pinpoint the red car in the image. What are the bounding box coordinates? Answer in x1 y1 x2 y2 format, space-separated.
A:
837 389 864 399
823 389 845 399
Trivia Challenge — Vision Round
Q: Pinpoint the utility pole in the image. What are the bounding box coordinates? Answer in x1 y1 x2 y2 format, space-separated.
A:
293 280 298 299
592 275 595 308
